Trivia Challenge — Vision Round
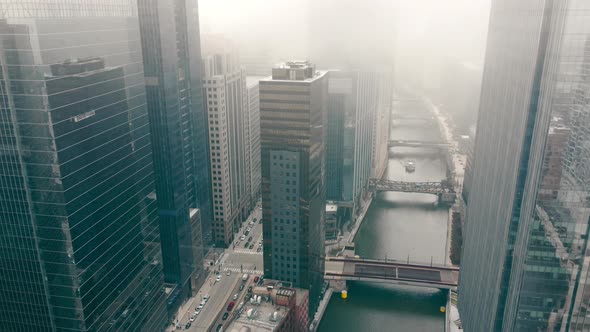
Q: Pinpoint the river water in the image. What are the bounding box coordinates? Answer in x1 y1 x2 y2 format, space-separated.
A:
319 121 449 332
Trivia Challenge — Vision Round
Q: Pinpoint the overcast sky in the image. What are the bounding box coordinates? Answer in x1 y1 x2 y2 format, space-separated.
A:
199 0 491 71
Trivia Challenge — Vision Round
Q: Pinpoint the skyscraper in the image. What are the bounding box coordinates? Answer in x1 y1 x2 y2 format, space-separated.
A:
201 36 251 247
326 70 379 220
260 61 327 316
137 0 210 305
246 77 262 207
459 1 590 331
0 2 167 330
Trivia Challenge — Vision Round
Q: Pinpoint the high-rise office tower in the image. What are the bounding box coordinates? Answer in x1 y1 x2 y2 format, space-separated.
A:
260 61 327 317
459 1 590 331
308 1 394 181
246 77 262 207
201 36 251 247
0 2 167 330
137 0 210 304
326 70 379 219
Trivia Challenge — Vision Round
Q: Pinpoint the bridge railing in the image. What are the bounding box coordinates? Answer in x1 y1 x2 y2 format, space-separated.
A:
327 256 460 271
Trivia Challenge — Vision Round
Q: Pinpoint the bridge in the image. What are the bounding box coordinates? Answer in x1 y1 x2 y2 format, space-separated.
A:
388 139 450 149
391 113 434 121
325 257 459 290
368 178 456 203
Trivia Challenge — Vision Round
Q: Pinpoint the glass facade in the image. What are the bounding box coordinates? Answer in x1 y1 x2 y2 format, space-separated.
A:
326 70 378 217
460 1 590 331
137 0 210 304
0 2 167 330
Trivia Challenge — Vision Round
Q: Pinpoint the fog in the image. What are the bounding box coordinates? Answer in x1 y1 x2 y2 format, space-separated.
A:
200 0 491 131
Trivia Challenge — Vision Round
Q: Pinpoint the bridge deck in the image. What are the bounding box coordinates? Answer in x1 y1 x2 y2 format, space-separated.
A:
325 257 459 289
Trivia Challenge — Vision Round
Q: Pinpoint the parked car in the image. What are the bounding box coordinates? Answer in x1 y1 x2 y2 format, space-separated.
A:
216 324 223 332
203 294 210 302
216 275 221 282
248 236 253 242
249 244 254 250
253 275 259 283
240 235 245 241
222 312 229 320
233 293 239 300
239 284 244 291
243 242 249 248
226 270 231 276
185 322 191 329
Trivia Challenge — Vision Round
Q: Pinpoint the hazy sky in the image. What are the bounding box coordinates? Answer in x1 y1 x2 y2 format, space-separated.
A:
199 0 491 70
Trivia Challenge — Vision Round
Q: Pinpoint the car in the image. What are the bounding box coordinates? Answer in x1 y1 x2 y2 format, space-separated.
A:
243 242 249 248
233 293 239 300
247 286 252 293
244 230 250 236
258 240 262 245
227 301 235 311
253 218 257 222
200 300 206 306
256 247 261 253
248 236 253 242
226 270 231 276
197 304 203 310
239 284 244 291
249 221 254 226
203 294 210 301
189 315 195 322
216 324 223 332
240 235 245 241
249 244 254 250
194 309 200 315
222 312 229 320
253 275 259 283
216 275 221 282
185 322 191 329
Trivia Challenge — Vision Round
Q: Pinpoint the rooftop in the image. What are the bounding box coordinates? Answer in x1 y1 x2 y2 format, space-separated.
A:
226 294 289 332
326 204 338 213
247 76 268 88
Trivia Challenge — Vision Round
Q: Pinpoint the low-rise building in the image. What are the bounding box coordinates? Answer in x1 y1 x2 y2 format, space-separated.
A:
226 282 309 332
325 204 339 241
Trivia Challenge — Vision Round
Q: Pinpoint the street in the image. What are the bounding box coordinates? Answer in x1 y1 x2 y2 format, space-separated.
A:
173 204 264 331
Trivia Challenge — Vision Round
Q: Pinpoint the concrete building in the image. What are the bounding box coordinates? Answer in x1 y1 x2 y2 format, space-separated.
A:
0 4 167 329
461 127 476 204
260 61 327 317
247 77 264 207
226 282 309 332
201 36 251 247
459 1 590 331
325 204 339 241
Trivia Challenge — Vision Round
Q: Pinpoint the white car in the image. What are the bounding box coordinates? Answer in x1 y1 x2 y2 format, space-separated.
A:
194 309 200 315
240 235 245 241
203 295 210 302
226 270 231 276
190 315 195 322
216 275 221 282
197 304 203 310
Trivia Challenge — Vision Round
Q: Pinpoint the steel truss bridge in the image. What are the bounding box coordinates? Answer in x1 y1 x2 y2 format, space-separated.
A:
368 178 452 195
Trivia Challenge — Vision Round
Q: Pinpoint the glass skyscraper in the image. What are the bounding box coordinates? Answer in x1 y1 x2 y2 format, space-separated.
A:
137 0 211 305
0 1 167 330
460 1 590 331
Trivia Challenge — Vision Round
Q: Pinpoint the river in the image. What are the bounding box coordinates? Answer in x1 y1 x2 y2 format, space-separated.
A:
318 119 449 332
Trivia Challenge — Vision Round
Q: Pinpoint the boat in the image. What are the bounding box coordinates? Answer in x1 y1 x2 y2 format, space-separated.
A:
405 161 416 172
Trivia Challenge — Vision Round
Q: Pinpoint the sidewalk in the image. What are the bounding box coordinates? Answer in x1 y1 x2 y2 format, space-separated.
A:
166 271 214 331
